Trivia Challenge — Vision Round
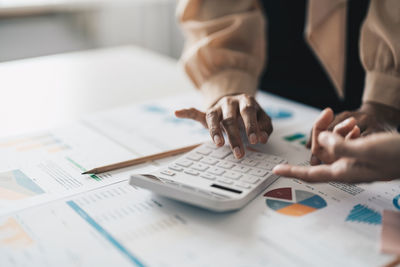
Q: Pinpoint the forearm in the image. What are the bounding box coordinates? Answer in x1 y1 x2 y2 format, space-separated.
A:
177 0 266 107
360 0 400 113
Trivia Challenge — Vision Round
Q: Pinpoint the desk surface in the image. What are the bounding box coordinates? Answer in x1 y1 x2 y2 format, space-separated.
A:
0 46 191 137
0 46 396 267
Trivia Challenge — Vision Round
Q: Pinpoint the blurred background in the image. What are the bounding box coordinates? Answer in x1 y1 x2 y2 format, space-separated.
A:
0 0 192 137
0 0 184 62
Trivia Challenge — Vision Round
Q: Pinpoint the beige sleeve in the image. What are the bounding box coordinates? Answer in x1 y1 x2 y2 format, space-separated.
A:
177 0 266 107
360 0 400 110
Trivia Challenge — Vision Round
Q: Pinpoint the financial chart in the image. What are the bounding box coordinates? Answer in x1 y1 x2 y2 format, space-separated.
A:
264 187 327 216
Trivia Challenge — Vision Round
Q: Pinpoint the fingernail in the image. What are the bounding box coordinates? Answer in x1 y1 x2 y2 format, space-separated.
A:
249 133 257 144
213 134 222 145
272 165 283 174
233 147 241 159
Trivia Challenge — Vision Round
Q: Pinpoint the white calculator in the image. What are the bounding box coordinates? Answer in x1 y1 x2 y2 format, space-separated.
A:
130 142 286 212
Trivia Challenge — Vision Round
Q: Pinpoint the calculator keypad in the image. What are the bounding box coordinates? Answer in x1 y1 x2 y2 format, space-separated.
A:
158 143 285 194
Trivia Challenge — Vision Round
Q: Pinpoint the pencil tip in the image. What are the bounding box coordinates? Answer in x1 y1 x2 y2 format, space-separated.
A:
82 171 91 175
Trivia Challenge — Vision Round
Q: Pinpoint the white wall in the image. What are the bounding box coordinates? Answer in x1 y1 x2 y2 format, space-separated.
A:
90 1 184 59
0 13 94 61
0 0 184 62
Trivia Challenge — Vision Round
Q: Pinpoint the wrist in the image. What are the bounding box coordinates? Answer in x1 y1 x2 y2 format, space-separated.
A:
212 93 244 107
200 70 257 108
360 101 400 127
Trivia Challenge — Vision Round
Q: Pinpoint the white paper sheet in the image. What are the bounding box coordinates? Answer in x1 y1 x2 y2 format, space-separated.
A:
0 122 157 216
1 173 398 267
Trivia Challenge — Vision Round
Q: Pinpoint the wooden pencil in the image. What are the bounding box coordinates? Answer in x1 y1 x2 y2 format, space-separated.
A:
81 143 201 175
383 256 400 267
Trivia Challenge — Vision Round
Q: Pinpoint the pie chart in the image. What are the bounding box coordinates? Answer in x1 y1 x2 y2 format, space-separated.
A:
263 107 293 120
264 187 327 216
394 194 400 210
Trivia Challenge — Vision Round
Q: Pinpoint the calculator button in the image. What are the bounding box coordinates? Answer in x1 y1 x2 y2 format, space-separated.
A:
217 178 233 185
225 154 242 163
168 164 183 172
257 162 275 170
207 167 225 176
204 143 217 149
196 147 212 155
265 155 284 164
191 163 209 171
163 179 179 186
160 170 176 176
210 147 231 159
232 165 250 173
248 152 267 160
235 182 252 189
187 154 203 161
249 169 269 177
176 160 193 167
200 173 216 180
184 169 200 176
200 157 219 165
217 161 235 169
241 176 260 184
241 158 259 167
223 171 242 180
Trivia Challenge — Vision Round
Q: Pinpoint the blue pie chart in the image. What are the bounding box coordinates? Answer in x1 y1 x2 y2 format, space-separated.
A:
394 194 400 210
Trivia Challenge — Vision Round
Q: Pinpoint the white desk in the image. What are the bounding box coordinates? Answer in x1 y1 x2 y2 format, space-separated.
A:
0 46 396 267
0 46 191 137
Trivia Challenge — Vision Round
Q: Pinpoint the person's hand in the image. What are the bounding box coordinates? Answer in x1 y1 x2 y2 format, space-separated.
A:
307 102 400 165
175 94 272 158
309 108 361 165
273 132 400 183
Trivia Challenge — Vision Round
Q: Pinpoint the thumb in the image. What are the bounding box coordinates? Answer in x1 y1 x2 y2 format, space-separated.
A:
314 108 334 132
310 108 334 164
175 108 207 128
